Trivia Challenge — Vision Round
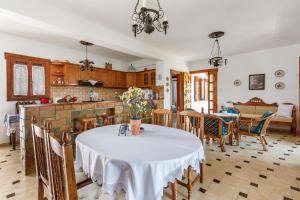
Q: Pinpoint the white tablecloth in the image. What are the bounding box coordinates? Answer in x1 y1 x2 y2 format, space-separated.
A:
214 112 239 118
76 124 205 200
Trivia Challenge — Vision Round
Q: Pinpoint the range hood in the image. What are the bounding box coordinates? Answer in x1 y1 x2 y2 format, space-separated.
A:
79 80 103 87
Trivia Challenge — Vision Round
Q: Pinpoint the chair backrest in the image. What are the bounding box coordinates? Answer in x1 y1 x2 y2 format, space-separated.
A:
255 112 276 135
204 114 228 137
31 116 51 197
80 117 97 132
44 128 77 200
176 110 204 138
152 109 173 127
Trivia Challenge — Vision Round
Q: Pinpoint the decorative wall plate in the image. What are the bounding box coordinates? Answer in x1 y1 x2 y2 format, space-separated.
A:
275 82 285 90
233 80 242 86
274 70 285 77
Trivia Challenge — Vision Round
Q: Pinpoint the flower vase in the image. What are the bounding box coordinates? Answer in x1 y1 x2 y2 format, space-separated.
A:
130 118 141 136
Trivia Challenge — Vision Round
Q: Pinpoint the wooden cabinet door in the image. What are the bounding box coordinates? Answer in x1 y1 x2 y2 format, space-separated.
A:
80 69 93 80
99 69 113 87
143 72 149 86
92 68 102 81
126 73 136 87
65 64 80 85
136 72 144 87
150 71 156 86
117 72 126 88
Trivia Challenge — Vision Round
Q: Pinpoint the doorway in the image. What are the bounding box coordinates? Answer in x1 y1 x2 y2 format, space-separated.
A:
190 68 218 114
191 72 209 113
170 70 181 113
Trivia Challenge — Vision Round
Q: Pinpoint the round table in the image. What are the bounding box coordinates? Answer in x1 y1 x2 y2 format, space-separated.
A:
75 124 205 200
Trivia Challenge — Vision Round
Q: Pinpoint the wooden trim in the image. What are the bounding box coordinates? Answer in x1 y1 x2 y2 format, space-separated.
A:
234 97 278 107
190 68 218 74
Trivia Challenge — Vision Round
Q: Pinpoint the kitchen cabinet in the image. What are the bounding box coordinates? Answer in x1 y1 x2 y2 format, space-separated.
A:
113 71 126 88
65 64 81 85
126 73 136 87
135 70 156 88
136 72 144 87
80 68 94 80
98 69 113 87
5 53 50 101
48 60 157 88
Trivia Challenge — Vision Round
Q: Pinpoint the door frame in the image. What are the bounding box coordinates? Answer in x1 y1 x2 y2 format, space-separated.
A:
298 58 300 136
190 68 218 113
170 69 184 111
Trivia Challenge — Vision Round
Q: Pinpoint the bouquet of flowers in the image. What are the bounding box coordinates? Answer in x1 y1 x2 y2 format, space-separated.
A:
120 87 151 120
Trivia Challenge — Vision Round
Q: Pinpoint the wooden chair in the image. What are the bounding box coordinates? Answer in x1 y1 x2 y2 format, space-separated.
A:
101 114 116 126
44 128 101 199
203 114 234 152
152 109 173 127
175 110 204 200
79 117 97 132
238 111 275 151
31 116 52 200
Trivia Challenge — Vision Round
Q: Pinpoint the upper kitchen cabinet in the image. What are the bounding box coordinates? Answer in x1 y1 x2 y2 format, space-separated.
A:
113 71 127 88
80 67 93 80
65 63 81 85
126 72 136 87
5 53 50 101
97 68 113 87
136 70 156 88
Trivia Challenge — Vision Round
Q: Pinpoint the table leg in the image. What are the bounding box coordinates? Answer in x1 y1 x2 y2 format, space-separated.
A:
171 180 178 200
10 132 16 151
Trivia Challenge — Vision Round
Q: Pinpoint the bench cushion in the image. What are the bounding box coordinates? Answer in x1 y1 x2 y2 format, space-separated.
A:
272 116 293 123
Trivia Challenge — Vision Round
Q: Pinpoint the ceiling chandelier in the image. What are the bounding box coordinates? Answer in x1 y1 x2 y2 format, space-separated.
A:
208 31 228 67
132 0 169 37
79 40 94 71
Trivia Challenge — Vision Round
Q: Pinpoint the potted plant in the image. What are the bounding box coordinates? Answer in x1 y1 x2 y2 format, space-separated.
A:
120 87 151 135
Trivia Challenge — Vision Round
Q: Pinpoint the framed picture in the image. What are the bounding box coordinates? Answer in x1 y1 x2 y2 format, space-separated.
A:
249 74 265 90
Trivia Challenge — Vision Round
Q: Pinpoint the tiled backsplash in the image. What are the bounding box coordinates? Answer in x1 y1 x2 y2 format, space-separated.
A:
51 86 126 102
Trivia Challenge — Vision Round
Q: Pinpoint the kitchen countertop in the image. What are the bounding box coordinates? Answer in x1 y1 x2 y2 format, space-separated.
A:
20 100 120 107
20 99 164 108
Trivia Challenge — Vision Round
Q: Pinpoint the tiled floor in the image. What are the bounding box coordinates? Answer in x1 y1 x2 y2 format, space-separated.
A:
0 131 300 200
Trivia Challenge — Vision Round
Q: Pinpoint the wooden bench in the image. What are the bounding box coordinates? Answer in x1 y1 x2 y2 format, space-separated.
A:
233 97 296 135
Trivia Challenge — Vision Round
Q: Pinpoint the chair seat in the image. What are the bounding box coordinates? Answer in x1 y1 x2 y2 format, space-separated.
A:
78 182 126 200
75 164 89 184
239 125 260 134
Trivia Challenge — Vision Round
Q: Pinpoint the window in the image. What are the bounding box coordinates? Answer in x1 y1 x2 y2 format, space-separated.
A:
194 76 207 101
5 53 50 101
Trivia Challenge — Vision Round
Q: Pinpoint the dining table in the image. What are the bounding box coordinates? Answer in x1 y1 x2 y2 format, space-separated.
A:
75 124 205 200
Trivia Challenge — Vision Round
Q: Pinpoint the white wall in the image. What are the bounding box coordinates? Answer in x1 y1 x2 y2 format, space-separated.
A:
189 44 300 123
0 32 128 144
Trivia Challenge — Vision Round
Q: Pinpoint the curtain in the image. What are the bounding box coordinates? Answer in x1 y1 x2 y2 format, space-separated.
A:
32 64 45 95
13 63 28 96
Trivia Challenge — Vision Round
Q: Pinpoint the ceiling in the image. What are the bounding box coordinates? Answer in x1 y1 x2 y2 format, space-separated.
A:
0 11 142 62
1 0 300 62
